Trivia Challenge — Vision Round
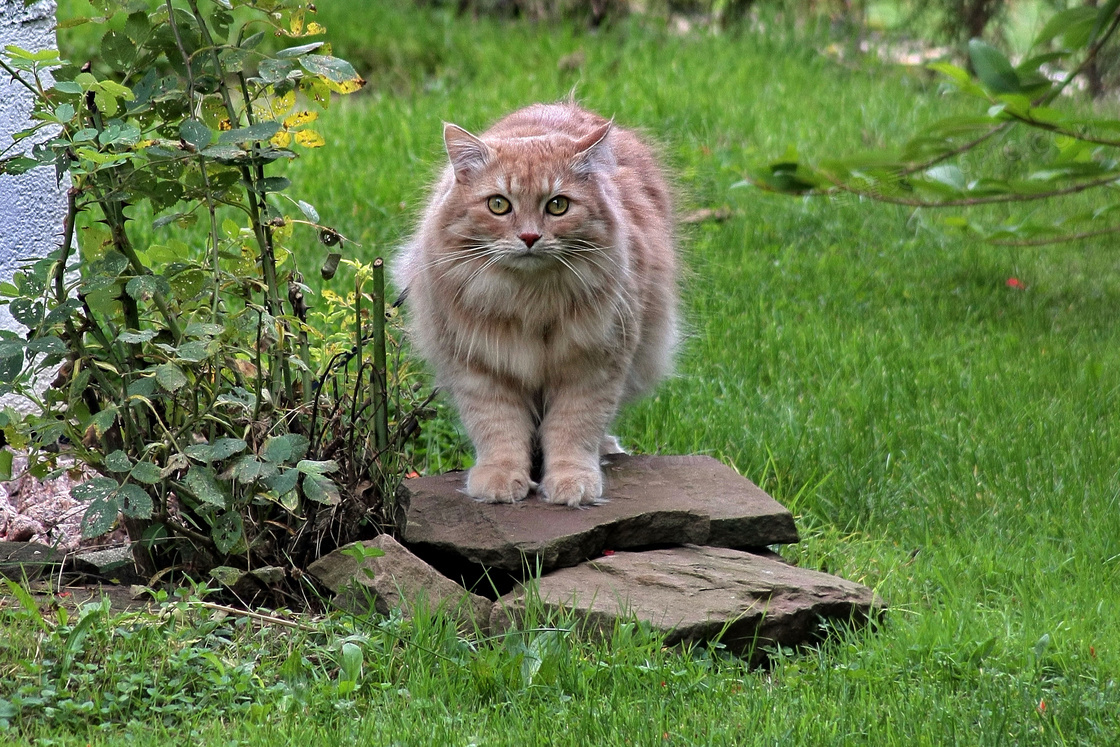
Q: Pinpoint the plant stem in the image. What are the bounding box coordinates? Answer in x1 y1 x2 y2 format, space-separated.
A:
371 258 389 457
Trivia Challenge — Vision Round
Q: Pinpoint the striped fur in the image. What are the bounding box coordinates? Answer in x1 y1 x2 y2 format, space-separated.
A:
393 103 679 506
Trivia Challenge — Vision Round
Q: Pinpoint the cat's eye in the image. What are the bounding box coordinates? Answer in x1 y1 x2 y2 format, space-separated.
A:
487 195 511 215
545 196 570 216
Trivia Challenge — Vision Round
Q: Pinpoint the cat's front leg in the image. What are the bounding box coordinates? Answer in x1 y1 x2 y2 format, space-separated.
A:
453 370 535 503
538 378 622 507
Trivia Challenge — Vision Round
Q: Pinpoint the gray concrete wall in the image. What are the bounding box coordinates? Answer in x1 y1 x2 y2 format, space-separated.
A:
0 0 65 409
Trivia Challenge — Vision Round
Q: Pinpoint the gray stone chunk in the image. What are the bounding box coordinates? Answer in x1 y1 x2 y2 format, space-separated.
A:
401 454 799 573
308 534 492 633
72 545 136 577
0 540 62 579
491 545 883 663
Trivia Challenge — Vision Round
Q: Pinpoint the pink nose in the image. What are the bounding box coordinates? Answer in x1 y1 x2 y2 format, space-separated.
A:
519 232 541 249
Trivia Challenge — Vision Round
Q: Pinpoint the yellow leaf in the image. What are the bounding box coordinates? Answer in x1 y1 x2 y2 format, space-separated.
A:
305 22 325 35
270 130 293 148
218 118 232 131
283 110 318 128
257 88 296 119
301 77 331 109
295 129 325 148
289 9 304 36
323 76 366 95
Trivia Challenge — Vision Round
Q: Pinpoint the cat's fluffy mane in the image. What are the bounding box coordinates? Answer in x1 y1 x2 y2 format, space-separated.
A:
392 102 678 506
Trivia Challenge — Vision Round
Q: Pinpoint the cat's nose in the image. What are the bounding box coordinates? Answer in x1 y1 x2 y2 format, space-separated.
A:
518 232 541 249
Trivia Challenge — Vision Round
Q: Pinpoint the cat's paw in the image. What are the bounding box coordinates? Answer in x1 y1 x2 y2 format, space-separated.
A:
466 463 531 504
539 463 603 507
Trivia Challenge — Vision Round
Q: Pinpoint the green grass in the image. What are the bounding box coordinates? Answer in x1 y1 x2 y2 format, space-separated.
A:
6 1 1120 743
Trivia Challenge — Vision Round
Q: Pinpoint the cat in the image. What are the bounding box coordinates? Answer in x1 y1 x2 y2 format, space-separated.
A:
392 102 679 507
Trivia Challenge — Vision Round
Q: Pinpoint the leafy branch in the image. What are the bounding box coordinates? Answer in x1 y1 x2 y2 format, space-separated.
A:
747 1 1120 248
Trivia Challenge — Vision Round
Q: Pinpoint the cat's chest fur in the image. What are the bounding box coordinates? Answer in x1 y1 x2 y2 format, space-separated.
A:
447 273 627 387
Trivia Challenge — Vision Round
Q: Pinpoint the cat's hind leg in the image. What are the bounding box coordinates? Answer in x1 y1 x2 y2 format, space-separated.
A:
599 435 627 456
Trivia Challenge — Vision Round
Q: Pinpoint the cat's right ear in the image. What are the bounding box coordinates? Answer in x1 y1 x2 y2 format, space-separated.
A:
444 123 491 182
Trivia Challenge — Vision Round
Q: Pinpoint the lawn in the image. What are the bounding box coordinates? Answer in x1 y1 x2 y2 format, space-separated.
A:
3 1 1119 743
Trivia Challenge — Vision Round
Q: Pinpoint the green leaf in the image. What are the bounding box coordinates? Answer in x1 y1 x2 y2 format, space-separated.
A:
0 449 13 482
232 454 277 484
100 29 134 72
200 144 246 160
303 472 340 505
75 477 121 538
217 121 280 145
87 407 117 437
183 465 229 508
1033 8 1098 49
118 483 153 518
184 322 224 338
27 335 66 355
118 328 157 344
125 274 171 301
924 164 967 191
257 176 291 193
155 362 188 392
300 54 358 84
209 565 247 587
297 200 319 222
185 437 247 463
104 450 133 472
260 434 309 464
296 459 339 476
340 641 363 682
258 57 297 84
180 118 213 150
176 339 212 362
266 468 299 497
129 461 162 485
968 39 1020 95
274 41 325 59
211 511 244 555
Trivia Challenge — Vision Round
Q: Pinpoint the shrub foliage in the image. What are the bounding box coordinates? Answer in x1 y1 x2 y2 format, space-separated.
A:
0 0 417 582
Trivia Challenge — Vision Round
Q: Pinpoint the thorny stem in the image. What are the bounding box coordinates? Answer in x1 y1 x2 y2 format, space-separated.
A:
371 259 389 457
163 1 224 319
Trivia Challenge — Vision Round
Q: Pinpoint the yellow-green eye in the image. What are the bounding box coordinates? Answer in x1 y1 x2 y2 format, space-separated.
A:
487 195 511 215
545 196 569 216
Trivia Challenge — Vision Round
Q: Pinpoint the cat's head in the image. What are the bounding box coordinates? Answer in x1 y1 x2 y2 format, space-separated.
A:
436 119 618 272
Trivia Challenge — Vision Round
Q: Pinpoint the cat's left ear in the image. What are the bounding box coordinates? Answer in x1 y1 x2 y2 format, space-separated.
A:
444 123 491 182
573 120 615 175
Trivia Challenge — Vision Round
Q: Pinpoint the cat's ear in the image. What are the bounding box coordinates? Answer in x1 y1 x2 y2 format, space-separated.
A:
444 123 491 182
573 120 615 175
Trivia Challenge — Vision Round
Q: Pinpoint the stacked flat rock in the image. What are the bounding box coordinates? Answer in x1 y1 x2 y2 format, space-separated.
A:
310 454 883 658
401 454 800 571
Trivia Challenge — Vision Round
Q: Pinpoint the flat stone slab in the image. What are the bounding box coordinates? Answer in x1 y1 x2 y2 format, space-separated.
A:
401 454 799 573
491 545 883 662
308 535 492 633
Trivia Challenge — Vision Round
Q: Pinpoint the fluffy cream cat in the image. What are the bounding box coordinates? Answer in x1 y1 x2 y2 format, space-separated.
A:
392 102 678 506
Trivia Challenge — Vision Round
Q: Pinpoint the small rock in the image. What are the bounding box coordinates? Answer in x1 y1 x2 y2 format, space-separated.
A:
308 535 492 633
6 515 44 543
491 545 883 663
70 545 140 582
402 454 799 573
0 540 63 579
